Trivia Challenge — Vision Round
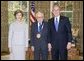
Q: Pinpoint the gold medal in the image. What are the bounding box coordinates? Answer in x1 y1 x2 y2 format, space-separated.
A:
36 33 41 39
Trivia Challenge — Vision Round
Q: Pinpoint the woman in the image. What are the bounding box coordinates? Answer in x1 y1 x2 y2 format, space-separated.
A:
8 10 28 60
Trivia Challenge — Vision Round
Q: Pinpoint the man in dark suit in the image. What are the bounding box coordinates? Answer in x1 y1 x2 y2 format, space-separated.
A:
30 11 49 60
48 3 73 60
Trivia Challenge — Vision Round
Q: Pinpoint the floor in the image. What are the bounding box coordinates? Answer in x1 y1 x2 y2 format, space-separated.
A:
1 54 83 60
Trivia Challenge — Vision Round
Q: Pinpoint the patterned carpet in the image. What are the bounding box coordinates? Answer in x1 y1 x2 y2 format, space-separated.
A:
1 54 83 60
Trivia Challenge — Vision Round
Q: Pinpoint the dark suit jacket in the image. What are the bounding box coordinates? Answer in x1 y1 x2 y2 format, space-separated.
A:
48 16 72 49
30 20 49 49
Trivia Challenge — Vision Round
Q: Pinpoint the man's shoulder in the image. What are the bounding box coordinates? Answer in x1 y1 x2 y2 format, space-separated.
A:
48 17 54 21
60 16 70 22
48 17 54 23
43 20 48 23
31 21 37 27
60 16 69 19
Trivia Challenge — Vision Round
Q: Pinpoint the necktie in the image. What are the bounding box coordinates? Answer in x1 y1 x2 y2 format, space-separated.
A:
54 18 59 31
38 23 42 32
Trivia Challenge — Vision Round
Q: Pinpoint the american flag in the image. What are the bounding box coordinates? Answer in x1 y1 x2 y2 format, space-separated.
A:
30 1 35 23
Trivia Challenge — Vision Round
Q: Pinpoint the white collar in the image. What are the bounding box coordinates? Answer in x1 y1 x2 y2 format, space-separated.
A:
54 15 60 22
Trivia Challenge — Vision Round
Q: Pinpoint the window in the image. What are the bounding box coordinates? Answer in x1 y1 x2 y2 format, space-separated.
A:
8 1 29 24
59 1 73 25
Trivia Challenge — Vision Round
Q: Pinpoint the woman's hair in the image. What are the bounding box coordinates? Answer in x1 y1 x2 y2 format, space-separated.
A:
14 10 24 17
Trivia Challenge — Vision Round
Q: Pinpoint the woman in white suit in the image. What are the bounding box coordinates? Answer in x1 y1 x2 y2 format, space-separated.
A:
8 10 28 60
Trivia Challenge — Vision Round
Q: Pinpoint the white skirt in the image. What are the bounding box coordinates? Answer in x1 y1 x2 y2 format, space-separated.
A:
9 46 26 60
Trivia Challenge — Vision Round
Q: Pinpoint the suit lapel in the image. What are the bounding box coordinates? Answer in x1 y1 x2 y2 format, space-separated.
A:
58 16 61 29
58 16 63 31
52 18 58 32
35 21 38 33
41 21 45 33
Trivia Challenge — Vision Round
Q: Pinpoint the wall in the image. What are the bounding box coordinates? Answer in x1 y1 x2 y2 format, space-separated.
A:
1 1 8 53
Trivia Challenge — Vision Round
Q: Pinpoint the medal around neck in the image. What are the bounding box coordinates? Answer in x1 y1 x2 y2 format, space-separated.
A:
36 33 41 39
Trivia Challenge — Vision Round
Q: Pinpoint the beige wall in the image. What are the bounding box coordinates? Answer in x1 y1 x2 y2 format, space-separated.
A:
1 1 8 52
